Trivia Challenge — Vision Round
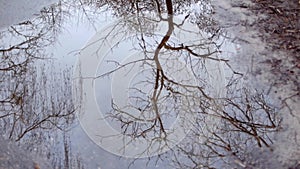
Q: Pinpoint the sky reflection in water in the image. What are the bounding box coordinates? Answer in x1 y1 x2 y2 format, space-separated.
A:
0 0 285 169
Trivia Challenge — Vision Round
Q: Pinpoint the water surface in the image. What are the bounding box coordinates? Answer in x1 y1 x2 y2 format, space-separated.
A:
0 0 298 169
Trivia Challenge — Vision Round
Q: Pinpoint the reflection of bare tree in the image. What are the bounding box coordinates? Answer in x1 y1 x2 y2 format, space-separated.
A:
170 88 280 169
0 1 84 169
86 0 281 167
100 0 217 34
0 0 280 168
87 0 221 158
96 0 216 142
0 0 73 141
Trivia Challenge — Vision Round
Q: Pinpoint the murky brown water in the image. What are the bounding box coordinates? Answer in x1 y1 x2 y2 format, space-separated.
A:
0 0 299 169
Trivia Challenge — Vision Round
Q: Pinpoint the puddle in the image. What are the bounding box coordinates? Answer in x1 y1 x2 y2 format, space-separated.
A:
0 0 299 169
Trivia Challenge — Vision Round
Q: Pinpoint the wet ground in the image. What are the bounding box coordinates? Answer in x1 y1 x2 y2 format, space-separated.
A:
212 0 300 168
0 0 299 169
